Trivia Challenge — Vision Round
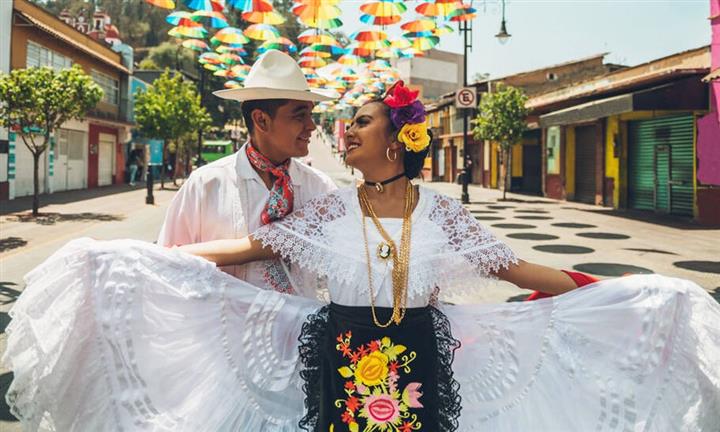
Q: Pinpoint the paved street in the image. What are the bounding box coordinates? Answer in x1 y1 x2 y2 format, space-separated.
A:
0 135 718 429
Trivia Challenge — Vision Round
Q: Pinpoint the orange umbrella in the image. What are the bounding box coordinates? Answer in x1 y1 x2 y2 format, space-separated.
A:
415 1 460 18
359 0 406 25
145 0 175 9
298 56 327 68
350 29 387 42
241 0 286 24
401 18 436 33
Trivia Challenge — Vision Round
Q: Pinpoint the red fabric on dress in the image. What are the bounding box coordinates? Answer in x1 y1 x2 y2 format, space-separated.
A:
525 270 599 301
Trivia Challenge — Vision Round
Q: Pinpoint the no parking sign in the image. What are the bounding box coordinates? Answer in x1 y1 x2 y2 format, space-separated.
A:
455 87 477 109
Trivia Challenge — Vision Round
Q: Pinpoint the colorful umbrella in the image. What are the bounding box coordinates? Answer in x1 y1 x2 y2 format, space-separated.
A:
219 53 244 64
375 47 402 58
345 44 374 58
338 54 365 66
184 0 222 12
224 80 242 89
401 18 436 33
306 43 346 56
359 1 407 26
191 11 229 28
199 52 223 64
257 37 297 54
448 3 477 22
182 39 210 51
415 1 459 18
229 64 251 79
389 37 412 49
168 25 208 38
356 39 391 50
350 29 388 43
241 0 286 25
297 29 339 45
293 2 342 20
298 56 327 68
166 11 195 26
213 27 250 44
300 47 332 58
368 59 391 72
403 30 435 39
410 36 440 51
215 44 248 55
433 23 455 36
243 24 280 41
145 0 175 9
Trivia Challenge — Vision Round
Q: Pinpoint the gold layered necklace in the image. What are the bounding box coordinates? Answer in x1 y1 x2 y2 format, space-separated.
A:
358 180 414 327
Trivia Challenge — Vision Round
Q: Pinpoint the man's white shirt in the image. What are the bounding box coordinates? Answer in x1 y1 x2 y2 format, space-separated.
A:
157 142 337 290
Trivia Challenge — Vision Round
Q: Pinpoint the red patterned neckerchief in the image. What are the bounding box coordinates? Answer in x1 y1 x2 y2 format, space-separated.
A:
245 142 294 225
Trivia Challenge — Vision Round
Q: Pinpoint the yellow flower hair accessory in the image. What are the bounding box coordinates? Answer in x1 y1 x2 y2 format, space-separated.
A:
398 121 431 153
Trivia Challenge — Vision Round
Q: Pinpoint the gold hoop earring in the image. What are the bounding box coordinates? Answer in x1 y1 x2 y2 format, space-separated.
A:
386 148 397 162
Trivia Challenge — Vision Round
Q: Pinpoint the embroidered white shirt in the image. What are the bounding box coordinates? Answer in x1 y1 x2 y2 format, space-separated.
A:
157 141 337 290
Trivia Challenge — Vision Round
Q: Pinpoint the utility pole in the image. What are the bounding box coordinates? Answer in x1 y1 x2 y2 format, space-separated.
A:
460 5 472 204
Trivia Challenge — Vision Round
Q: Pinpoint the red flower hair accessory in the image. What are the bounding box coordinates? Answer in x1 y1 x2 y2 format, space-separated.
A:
383 80 420 109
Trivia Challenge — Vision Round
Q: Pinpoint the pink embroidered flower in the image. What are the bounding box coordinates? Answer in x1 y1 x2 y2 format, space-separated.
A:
402 383 424 408
363 394 400 424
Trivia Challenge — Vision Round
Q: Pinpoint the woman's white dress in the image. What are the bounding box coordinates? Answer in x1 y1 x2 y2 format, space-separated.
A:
4 185 719 431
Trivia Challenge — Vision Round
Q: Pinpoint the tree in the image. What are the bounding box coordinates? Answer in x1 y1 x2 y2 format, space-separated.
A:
134 70 211 188
0 66 103 215
145 42 199 76
472 84 529 200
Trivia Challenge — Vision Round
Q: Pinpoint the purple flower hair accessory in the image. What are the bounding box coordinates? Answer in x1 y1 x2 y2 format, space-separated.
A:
390 100 426 130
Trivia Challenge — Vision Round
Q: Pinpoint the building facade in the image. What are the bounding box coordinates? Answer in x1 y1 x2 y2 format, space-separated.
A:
1 0 132 201
426 54 619 188
531 46 714 224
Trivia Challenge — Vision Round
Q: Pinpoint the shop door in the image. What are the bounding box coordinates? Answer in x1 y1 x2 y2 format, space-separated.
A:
53 131 69 192
67 130 87 190
522 144 542 195
98 133 114 186
574 125 597 203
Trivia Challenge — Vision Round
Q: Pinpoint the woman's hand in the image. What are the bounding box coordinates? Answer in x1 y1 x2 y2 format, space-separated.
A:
494 260 579 296
177 235 277 266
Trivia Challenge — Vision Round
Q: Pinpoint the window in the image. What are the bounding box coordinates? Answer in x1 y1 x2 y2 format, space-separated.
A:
92 70 119 105
26 41 72 70
546 72 558 82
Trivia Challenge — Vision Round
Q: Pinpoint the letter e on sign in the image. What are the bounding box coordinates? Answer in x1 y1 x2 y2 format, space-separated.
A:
455 87 476 109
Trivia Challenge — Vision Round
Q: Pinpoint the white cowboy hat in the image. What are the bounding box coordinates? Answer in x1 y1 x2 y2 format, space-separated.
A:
213 50 334 102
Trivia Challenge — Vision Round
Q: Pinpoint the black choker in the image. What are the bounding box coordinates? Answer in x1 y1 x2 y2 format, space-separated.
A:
364 172 406 193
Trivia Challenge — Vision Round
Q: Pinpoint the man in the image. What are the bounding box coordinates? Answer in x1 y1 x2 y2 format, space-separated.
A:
157 50 337 292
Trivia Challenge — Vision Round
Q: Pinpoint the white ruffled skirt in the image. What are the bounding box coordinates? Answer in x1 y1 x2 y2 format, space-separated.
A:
3 238 719 431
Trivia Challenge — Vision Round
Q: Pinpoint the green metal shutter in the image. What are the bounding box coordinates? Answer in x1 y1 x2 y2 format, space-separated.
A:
628 115 695 216
629 122 655 210
667 116 695 216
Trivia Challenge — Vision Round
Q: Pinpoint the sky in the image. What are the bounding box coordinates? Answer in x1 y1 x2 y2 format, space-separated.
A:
338 0 711 80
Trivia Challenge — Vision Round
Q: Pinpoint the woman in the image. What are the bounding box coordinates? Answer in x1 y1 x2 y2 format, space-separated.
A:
4 83 719 432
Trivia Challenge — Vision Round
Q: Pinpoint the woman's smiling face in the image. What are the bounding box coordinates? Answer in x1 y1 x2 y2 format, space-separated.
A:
344 101 398 171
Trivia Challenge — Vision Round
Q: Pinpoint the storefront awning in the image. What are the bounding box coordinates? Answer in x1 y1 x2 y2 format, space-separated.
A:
540 78 708 127
703 68 720 82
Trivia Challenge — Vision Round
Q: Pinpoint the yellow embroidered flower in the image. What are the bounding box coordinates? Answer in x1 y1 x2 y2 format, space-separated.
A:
397 121 430 153
354 351 389 386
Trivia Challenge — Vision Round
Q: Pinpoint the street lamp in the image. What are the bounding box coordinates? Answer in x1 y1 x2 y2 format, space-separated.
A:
460 1 473 204
461 0 512 204
495 0 512 44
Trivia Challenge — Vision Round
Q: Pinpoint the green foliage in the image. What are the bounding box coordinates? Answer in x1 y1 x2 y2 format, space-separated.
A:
138 58 160 70
134 70 211 144
146 42 198 76
472 84 529 150
472 84 529 199
0 65 103 152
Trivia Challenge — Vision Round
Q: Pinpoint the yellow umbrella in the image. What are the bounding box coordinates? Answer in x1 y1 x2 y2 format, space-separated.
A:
243 24 280 41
